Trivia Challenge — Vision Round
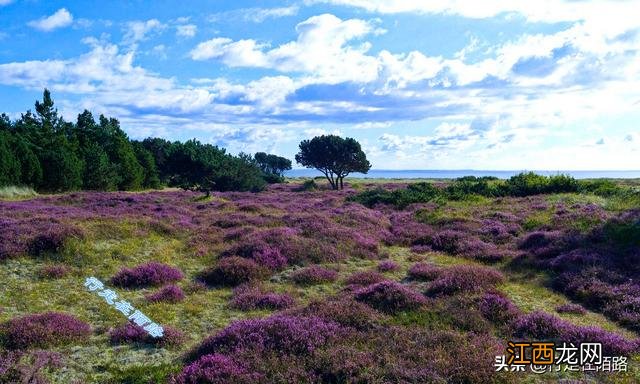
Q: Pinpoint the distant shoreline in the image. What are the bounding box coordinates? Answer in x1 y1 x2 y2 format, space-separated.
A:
285 169 640 179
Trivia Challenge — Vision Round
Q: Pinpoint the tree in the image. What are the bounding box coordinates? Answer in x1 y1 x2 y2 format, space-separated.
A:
39 144 83 192
167 140 227 197
295 135 371 190
82 142 117 191
0 131 20 186
132 142 161 189
254 152 292 183
11 134 42 187
140 137 173 183
98 116 144 190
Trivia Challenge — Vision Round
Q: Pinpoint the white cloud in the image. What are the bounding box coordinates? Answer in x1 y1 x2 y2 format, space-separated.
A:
191 14 385 84
123 19 165 45
309 0 640 31
28 8 73 32
176 24 197 38
208 6 299 24
0 0 13 6
241 6 299 23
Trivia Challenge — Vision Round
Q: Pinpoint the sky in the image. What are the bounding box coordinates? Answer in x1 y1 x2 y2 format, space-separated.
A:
0 0 639 170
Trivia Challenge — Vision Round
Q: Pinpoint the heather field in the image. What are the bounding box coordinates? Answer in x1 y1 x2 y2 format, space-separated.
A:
1 178 640 383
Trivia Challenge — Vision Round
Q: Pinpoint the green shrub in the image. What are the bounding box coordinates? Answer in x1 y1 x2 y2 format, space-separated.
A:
348 182 441 208
578 179 623 197
503 172 550 196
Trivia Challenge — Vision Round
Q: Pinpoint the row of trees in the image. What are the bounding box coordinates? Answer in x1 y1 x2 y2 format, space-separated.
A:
0 90 292 193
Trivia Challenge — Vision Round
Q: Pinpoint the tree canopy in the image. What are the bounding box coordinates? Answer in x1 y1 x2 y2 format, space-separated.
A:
254 152 292 183
295 135 371 190
0 89 288 195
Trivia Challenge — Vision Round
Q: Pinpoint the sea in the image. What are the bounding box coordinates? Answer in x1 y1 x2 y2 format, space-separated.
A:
285 169 640 179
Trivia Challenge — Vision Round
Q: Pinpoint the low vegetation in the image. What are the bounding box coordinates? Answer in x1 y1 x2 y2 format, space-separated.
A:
1 177 640 382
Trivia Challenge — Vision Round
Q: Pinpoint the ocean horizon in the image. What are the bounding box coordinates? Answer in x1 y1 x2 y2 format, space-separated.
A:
285 169 640 179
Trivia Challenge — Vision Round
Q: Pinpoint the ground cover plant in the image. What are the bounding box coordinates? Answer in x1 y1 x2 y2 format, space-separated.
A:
1 177 640 382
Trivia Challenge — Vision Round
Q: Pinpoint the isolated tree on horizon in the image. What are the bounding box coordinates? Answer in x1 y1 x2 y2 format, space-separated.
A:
295 135 371 190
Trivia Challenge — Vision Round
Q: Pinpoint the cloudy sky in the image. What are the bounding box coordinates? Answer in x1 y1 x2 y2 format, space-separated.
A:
1 1 639 170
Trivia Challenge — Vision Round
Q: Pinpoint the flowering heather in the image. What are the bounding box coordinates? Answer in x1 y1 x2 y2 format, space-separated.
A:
0 350 63 384
407 262 442 281
222 227 342 270
410 244 433 254
111 262 184 288
199 257 266 287
37 264 70 279
479 219 520 243
28 224 84 257
556 303 587 314
377 260 399 272
0 216 83 260
171 354 262 384
287 298 384 330
426 265 505 296
229 285 295 311
354 281 427 314
517 230 567 258
186 315 342 362
109 322 185 348
290 265 338 286
512 311 638 356
145 284 186 303
0 312 91 349
344 271 386 287
479 293 521 326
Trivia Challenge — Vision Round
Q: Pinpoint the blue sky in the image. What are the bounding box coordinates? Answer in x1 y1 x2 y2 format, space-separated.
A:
1 0 639 170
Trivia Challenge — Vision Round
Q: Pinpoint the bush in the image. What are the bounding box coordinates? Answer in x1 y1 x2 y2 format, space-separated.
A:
512 311 637 356
354 281 427 314
555 303 586 315
109 322 185 348
38 264 70 279
348 183 442 208
287 298 384 330
377 260 400 272
0 312 91 349
407 263 442 281
290 266 338 286
171 354 261 384
579 179 623 197
111 262 184 288
426 265 504 296
145 284 186 303
229 285 295 311
186 315 342 362
28 224 83 256
479 293 521 326
199 257 266 287
344 271 386 287
0 350 63 384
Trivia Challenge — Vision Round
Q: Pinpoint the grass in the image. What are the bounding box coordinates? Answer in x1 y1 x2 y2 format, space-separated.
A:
0 185 38 200
2 180 640 383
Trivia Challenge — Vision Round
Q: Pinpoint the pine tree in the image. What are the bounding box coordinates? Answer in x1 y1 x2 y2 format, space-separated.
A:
82 142 117 191
11 134 42 186
0 131 21 186
132 142 161 189
39 139 83 192
98 116 144 190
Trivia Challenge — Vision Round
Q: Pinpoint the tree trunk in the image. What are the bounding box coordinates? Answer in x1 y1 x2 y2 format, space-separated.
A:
340 177 344 189
324 174 335 189
205 189 210 198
